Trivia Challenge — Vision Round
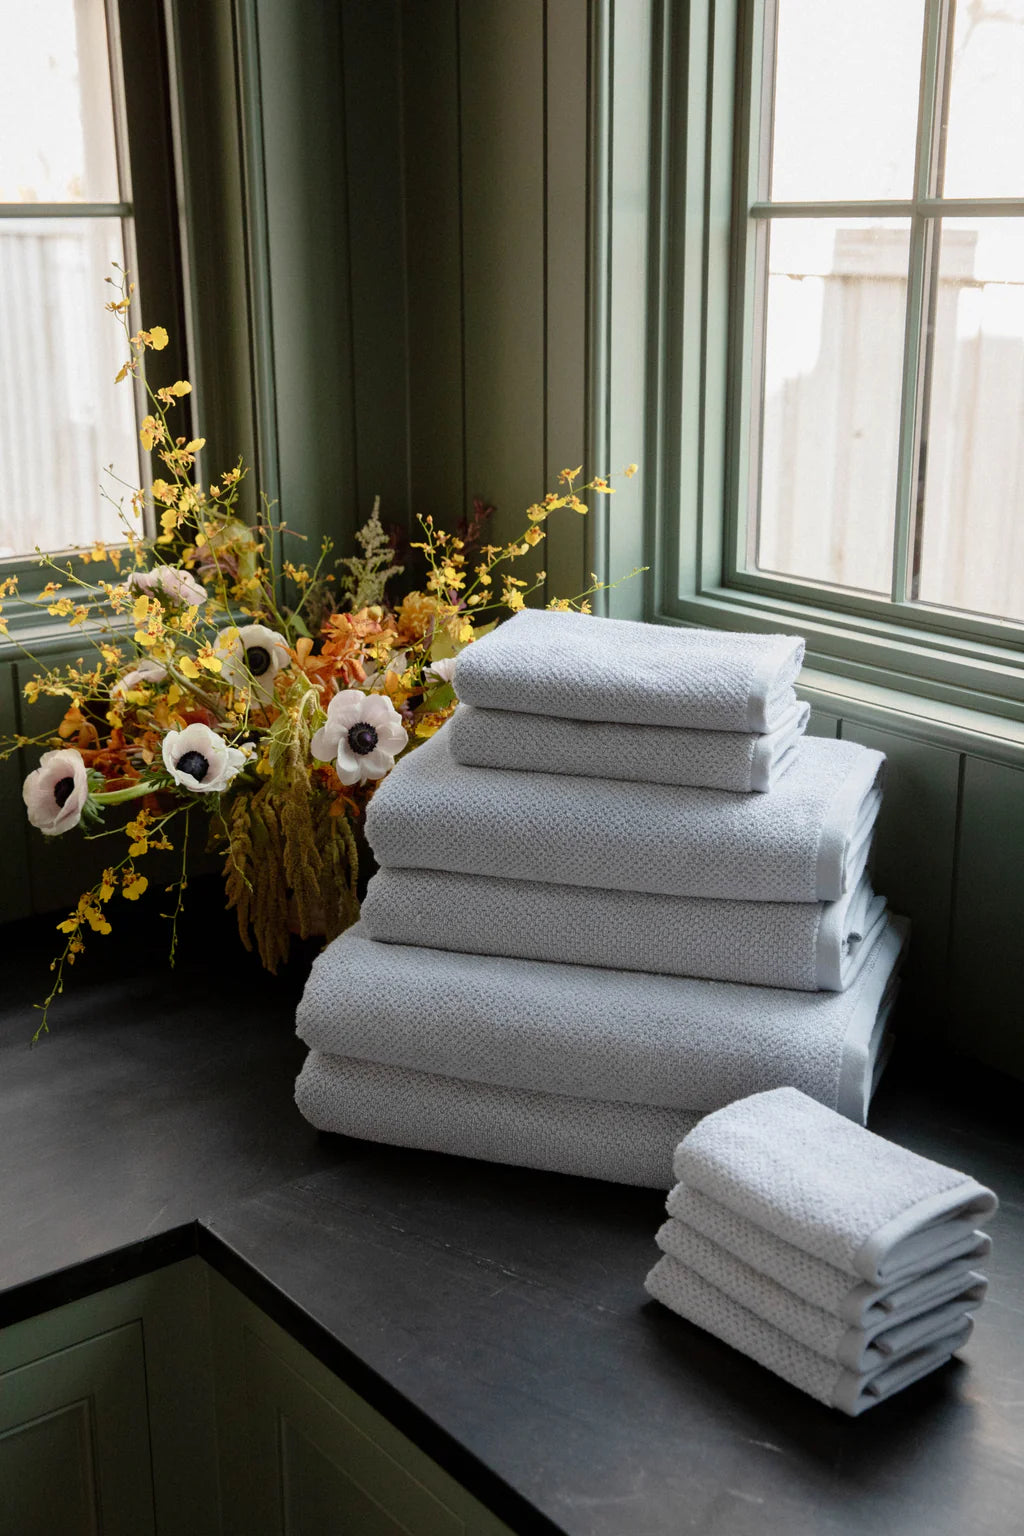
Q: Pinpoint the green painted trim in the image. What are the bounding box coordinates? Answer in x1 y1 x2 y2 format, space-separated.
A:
750 198 1024 219
0 203 131 219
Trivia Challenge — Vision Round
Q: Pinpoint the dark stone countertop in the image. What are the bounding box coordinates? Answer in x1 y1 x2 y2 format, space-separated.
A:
1 889 1022 1535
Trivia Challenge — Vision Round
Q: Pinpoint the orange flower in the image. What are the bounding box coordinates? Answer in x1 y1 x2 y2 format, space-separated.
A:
396 590 444 643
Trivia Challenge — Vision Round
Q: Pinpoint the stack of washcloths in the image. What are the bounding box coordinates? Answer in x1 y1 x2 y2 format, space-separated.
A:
646 1088 996 1413
295 610 905 1186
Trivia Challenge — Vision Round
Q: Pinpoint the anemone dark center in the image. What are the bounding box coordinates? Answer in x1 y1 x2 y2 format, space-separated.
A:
347 722 378 756
53 776 75 808
246 645 272 677
177 750 210 781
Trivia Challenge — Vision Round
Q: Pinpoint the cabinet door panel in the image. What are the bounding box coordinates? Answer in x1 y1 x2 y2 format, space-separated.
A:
0 1322 155 1536
245 1328 464 1536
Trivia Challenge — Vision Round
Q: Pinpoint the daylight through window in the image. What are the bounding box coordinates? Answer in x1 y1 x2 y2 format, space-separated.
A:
742 0 1024 630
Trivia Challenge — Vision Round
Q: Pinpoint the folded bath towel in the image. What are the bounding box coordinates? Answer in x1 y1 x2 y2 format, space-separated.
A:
365 729 884 904
672 1087 998 1283
297 918 905 1121
645 1253 973 1414
452 609 805 732
295 1049 699 1186
361 866 887 992
447 699 811 793
654 1219 987 1370
664 1183 992 1323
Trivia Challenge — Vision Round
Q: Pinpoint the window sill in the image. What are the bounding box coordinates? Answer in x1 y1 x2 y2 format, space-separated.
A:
664 587 1024 735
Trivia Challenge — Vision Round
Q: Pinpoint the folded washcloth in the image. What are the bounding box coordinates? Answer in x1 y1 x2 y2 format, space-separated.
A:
365 729 884 903
654 1218 987 1370
645 1253 973 1414
361 866 887 992
296 918 905 1120
295 1049 700 1186
447 699 810 792
452 609 805 732
672 1087 998 1283
665 1183 992 1322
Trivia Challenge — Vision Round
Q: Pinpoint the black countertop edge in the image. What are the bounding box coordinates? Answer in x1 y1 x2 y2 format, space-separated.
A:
0 1223 199 1332
196 1224 564 1536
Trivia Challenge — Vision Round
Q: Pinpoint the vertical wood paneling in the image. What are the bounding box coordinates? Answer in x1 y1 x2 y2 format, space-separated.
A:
543 0 590 604
842 721 960 1029
341 0 411 527
0 662 31 923
254 0 358 555
459 0 547 563
401 0 465 529
948 757 1024 1077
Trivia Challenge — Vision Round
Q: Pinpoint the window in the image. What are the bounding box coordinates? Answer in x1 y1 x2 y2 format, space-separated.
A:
653 0 1024 718
0 0 183 568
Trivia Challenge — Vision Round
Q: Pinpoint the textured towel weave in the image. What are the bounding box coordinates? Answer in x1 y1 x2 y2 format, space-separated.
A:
453 609 805 732
365 728 884 904
654 1218 987 1369
295 1050 697 1186
645 1253 973 1414
673 1088 998 1282
296 919 904 1120
361 866 887 992
447 700 810 792
664 1183 992 1322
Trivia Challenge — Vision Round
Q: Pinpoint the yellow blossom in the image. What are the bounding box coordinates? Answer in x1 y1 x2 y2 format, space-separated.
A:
139 415 163 451
122 873 149 901
558 465 583 484
523 527 545 546
624 463 638 478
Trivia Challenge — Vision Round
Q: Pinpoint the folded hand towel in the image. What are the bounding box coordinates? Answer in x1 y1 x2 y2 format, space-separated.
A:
365 729 884 903
665 1183 992 1322
297 918 904 1120
295 1049 698 1186
645 1253 973 1414
361 865 887 992
453 610 805 732
654 1218 987 1370
672 1087 998 1282
447 699 810 792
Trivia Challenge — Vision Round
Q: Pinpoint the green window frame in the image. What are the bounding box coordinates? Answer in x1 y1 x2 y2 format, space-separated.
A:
643 0 1024 723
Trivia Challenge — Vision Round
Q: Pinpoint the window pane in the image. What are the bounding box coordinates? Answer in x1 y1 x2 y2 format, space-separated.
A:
751 220 910 596
916 219 1024 623
942 0 1024 199
0 219 139 558
770 0 925 202
0 0 120 203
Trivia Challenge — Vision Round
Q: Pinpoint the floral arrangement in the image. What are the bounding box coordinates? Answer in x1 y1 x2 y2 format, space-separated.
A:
0 269 639 1038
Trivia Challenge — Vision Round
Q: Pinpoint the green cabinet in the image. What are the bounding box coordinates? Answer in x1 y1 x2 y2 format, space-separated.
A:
0 1261 515 1536
209 1271 513 1536
0 1318 155 1536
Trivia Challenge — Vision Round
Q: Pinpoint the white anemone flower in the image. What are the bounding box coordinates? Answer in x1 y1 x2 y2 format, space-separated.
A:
23 748 90 835
111 657 168 698
130 566 207 607
424 656 457 687
311 689 408 787
213 623 291 705
162 723 246 794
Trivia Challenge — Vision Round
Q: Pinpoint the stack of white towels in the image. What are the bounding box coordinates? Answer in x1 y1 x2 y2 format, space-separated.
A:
294 609 907 1187
646 1088 996 1413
